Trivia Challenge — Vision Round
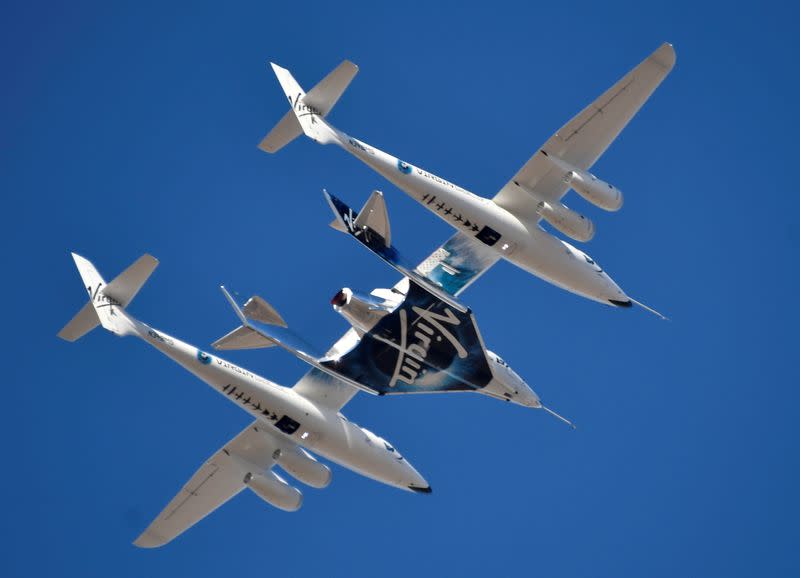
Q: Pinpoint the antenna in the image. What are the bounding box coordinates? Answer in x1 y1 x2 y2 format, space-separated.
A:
630 298 668 321
541 405 576 430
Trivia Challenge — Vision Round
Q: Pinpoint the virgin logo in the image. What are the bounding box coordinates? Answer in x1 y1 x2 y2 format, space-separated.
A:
389 306 467 387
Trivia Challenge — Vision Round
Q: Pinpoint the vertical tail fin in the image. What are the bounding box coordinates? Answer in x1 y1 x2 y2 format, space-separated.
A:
58 253 158 341
259 60 357 152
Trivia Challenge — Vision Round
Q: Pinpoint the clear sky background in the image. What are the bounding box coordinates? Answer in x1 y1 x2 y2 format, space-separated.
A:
2 1 799 576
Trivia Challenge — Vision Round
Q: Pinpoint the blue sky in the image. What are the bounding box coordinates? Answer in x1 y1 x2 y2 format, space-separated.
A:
3 1 799 576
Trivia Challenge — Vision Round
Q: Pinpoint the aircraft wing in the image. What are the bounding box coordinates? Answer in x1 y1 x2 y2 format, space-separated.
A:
292 366 360 410
492 43 676 221
412 230 501 297
134 421 279 548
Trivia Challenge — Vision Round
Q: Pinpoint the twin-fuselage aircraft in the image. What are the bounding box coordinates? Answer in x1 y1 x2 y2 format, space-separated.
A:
59 44 675 547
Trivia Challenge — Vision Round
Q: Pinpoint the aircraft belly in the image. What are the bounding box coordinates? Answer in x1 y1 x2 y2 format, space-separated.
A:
503 232 613 303
138 325 344 445
338 135 615 303
295 416 415 488
145 329 411 487
340 138 508 249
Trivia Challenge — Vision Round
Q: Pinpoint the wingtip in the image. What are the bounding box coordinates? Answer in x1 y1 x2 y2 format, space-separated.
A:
141 254 160 268
652 42 677 70
133 531 167 549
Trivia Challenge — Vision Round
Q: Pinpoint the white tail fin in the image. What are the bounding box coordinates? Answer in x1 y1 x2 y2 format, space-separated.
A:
354 190 392 247
259 60 357 152
58 253 158 341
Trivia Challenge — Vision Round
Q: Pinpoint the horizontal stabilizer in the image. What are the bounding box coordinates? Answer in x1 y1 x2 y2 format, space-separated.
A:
103 254 159 307
303 60 358 117
243 295 287 327
260 60 354 153
58 253 155 340
57 301 100 342
215 287 324 362
258 110 303 153
212 326 276 350
215 287 378 396
266 63 338 145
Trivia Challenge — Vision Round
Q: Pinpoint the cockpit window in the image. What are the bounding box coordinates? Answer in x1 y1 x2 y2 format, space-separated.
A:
383 441 395 453
583 254 603 272
493 354 511 368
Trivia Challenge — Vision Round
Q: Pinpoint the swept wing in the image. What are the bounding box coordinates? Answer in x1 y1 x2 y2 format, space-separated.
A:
135 422 280 548
493 43 676 222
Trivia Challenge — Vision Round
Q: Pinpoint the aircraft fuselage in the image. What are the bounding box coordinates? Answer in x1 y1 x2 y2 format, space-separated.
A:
131 317 428 491
324 126 631 307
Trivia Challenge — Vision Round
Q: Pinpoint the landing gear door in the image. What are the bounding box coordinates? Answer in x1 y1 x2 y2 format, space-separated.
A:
475 226 515 256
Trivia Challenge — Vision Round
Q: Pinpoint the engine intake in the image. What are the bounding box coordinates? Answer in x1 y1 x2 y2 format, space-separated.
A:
536 201 595 242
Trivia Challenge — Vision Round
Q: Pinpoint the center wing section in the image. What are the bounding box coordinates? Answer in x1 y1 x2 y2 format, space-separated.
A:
292 366 360 410
411 230 501 297
326 190 500 300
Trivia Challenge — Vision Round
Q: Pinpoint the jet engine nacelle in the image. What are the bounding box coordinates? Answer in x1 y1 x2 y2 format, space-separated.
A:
536 201 595 242
565 169 624 212
331 287 400 334
274 447 332 489
244 471 303 512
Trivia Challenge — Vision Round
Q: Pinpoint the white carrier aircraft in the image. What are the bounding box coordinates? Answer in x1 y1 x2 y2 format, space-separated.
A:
260 44 675 313
58 254 430 547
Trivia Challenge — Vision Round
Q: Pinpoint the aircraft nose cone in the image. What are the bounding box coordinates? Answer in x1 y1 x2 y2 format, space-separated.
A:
515 382 541 408
405 464 430 492
521 391 541 408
